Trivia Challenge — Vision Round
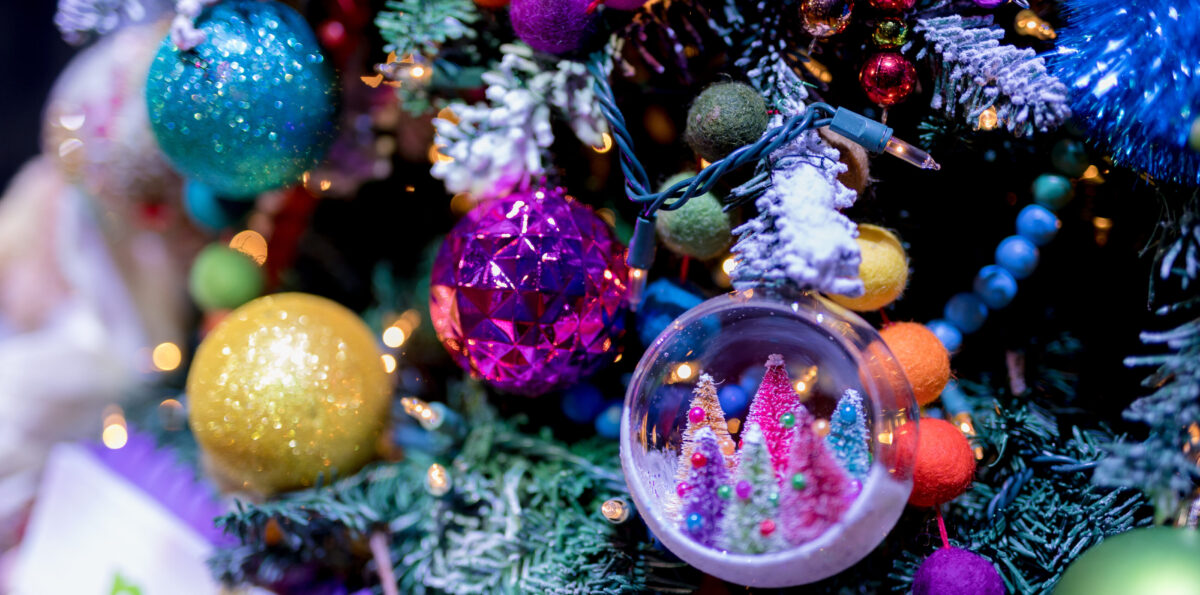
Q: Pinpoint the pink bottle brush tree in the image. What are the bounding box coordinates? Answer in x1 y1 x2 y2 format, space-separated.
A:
779 405 853 545
744 354 802 480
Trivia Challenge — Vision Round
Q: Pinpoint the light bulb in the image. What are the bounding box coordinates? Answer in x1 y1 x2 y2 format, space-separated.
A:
884 137 941 170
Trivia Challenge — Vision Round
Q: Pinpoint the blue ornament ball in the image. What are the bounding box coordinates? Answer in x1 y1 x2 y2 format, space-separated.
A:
1016 204 1060 246
926 319 962 353
636 279 706 346
146 1 337 198
717 384 749 418
595 402 622 438
972 265 1018 310
995 235 1039 280
1050 0 1200 185
562 384 606 424
944 293 988 334
1032 174 1074 210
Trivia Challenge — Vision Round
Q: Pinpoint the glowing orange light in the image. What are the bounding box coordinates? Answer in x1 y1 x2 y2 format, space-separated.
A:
229 230 268 265
151 342 182 371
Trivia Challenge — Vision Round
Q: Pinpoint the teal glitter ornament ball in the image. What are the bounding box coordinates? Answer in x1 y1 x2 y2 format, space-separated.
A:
146 1 337 198
1054 527 1200 595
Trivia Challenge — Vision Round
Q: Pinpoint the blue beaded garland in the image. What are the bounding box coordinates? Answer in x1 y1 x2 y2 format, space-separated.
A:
184 179 256 231
562 384 606 424
146 1 336 197
926 319 963 352
594 402 623 438
1032 174 1074 210
1049 139 1090 178
944 292 989 334
973 265 1018 309
995 235 1040 280
1016 204 1060 246
636 279 707 346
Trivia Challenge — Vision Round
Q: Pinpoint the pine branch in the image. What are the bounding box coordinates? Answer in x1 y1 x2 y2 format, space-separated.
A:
210 385 691 594
375 0 478 60
913 15 1070 137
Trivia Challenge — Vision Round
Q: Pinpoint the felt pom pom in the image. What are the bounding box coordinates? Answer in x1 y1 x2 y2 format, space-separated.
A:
909 418 976 507
830 224 908 312
189 244 264 312
685 82 769 162
879 322 951 406
819 127 872 194
655 173 733 259
913 547 1006 595
510 0 597 54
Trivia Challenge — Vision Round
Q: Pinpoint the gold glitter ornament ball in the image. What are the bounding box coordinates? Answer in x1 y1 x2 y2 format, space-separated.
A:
187 293 392 496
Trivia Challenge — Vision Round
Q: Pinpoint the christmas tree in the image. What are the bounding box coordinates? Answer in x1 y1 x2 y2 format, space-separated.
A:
779 405 852 545
3 0 1197 591
679 427 729 548
718 422 785 554
825 388 871 479
744 354 802 480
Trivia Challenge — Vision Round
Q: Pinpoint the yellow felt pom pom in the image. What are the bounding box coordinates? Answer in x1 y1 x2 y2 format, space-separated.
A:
831 224 909 312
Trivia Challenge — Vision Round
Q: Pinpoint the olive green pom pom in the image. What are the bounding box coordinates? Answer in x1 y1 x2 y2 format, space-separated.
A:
655 173 732 260
189 244 265 311
684 82 769 162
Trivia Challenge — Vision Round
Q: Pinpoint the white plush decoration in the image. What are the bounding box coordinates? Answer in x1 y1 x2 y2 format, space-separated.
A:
730 60 864 297
432 43 610 201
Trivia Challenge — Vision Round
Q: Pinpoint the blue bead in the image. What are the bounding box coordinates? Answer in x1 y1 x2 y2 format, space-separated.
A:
146 1 336 197
718 384 750 418
973 265 1018 309
685 512 704 533
1016 204 1060 246
1032 174 1074 210
636 279 706 346
594 403 623 439
926 319 963 352
184 179 254 231
944 293 989 334
562 384 605 424
837 402 857 424
995 235 1040 280
1050 139 1089 178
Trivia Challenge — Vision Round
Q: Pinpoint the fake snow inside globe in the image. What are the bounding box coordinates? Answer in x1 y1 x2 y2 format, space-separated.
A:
620 288 918 587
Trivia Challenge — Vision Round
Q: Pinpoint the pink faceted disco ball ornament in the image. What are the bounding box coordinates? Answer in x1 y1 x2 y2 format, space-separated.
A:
430 188 630 396
620 289 919 586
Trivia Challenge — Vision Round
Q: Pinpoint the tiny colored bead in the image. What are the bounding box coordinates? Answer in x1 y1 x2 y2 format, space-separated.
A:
780 412 796 428
1017 204 1061 246
791 472 808 490
718 484 733 500
676 482 691 498
688 406 706 424
838 403 856 424
768 491 779 505
944 292 989 334
691 452 708 468
973 265 1018 309
996 235 1040 280
847 479 863 500
686 512 704 533
759 519 777 536
1032 173 1074 210
926 319 963 352
735 480 752 499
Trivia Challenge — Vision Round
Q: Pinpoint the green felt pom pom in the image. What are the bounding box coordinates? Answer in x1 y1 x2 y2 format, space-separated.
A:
655 173 732 259
189 244 265 311
684 82 769 162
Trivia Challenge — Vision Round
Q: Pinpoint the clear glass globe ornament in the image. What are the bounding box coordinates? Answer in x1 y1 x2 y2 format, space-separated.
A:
620 288 918 587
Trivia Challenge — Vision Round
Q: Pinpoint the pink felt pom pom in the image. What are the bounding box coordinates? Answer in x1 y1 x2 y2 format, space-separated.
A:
510 0 598 54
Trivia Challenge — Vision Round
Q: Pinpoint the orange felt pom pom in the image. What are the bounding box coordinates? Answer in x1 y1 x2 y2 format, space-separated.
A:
908 418 976 507
880 322 951 406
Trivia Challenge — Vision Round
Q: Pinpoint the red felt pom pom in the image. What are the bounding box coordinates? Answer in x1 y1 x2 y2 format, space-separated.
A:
880 322 951 406
691 452 708 468
908 418 976 507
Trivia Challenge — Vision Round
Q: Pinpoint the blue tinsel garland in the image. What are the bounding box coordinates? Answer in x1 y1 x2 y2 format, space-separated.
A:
1050 0 1200 186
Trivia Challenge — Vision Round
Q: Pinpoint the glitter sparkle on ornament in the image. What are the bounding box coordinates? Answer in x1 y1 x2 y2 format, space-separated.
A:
430 188 629 396
146 0 337 197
